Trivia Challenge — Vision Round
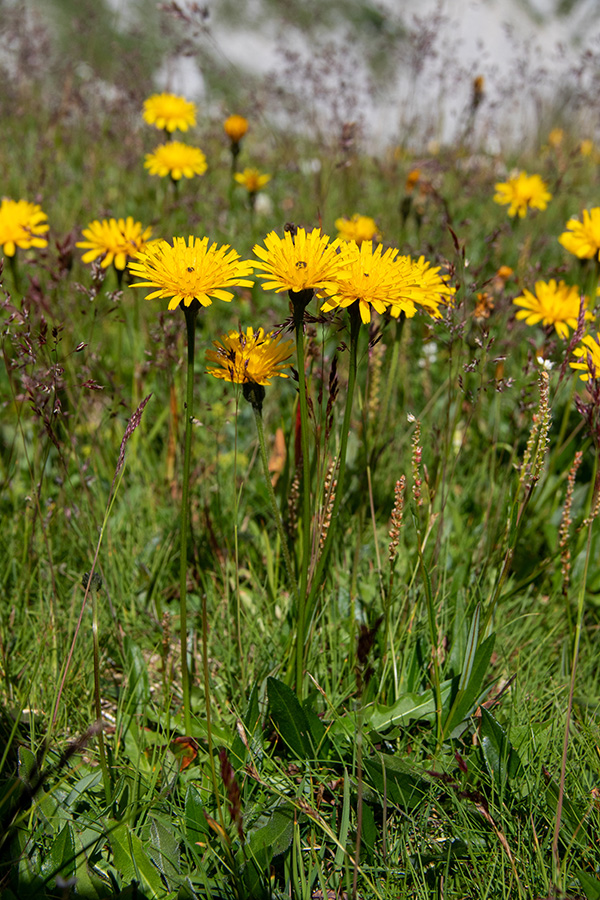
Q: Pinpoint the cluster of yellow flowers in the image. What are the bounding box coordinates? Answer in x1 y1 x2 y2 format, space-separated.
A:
142 92 207 181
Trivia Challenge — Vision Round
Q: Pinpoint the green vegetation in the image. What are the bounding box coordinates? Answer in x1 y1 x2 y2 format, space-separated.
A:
1 3 600 898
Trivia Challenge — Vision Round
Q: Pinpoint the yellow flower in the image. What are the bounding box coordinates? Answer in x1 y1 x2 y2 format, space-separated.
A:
76 216 153 270
128 236 254 310
142 92 196 133
571 332 600 381
548 127 564 148
251 227 345 297
395 255 455 319
558 208 600 260
224 114 249 143
234 167 271 194
206 326 294 385
144 142 207 180
513 279 591 339
493 171 552 217
335 214 381 244
405 169 421 193
580 139 594 157
0 198 48 257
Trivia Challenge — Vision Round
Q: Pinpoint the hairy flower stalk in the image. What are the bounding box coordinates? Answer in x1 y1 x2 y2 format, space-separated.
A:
385 475 406 696
559 451 583 599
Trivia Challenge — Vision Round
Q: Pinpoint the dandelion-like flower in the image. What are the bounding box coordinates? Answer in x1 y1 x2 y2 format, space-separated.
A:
143 92 196 133
513 279 591 339
335 214 380 244
392 255 455 319
0 198 49 257
224 114 249 143
251 227 345 297
206 326 294 385
128 236 254 310
144 142 207 180
580 139 594 157
558 208 600 260
321 241 408 324
571 332 600 381
234 168 271 194
77 216 153 270
493 171 552 218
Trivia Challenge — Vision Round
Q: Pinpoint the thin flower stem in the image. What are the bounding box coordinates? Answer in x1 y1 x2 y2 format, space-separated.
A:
304 303 361 654
294 309 312 698
252 404 300 610
92 587 111 805
179 305 198 736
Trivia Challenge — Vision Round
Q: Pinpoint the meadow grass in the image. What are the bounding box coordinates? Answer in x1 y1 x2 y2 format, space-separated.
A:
1 7 600 900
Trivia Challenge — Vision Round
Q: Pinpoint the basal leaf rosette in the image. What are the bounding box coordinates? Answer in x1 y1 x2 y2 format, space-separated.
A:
0 198 49 257
206 326 294 385
513 279 592 339
129 236 254 310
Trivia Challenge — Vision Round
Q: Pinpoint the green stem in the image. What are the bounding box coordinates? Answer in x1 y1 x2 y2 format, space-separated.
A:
92 586 111 805
179 303 198 735
304 303 361 650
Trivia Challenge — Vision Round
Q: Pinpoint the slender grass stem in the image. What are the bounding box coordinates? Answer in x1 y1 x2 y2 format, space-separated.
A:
179 303 199 736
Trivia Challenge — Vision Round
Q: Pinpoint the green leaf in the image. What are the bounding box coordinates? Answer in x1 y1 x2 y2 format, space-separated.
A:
230 682 261 766
363 754 429 809
334 769 350 866
244 803 294 861
479 707 521 785
108 820 167 898
124 636 151 712
444 634 495 738
43 822 76 883
577 871 600 900
266 677 312 758
184 785 210 846
149 816 181 886
366 680 454 733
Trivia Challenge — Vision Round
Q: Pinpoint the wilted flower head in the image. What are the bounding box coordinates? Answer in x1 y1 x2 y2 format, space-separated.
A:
234 167 271 194
251 227 345 297
335 214 380 244
224 114 249 143
513 279 591 339
128 236 254 310
206 326 294 385
493 171 552 218
77 216 153 270
143 92 196 132
558 208 600 260
144 142 207 180
571 332 600 381
0 198 49 257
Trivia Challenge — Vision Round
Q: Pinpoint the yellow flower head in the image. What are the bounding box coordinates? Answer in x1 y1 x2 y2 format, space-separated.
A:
142 92 196 132
251 227 345 297
144 142 207 180
206 326 294 385
580 139 594 157
558 208 600 260
234 167 271 194
335 214 381 244
224 114 249 143
571 332 600 381
548 128 564 148
76 216 153 270
128 236 254 310
405 169 421 193
513 279 591 339
493 171 552 218
395 255 455 319
0 198 49 257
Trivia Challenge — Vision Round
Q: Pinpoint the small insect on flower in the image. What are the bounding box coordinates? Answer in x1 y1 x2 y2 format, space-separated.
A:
206 326 294 385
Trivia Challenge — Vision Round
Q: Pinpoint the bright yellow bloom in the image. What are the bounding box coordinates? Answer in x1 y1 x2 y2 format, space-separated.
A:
335 214 381 244
571 332 600 381
128 236 254 310
206 326 294 385
548 128 564 147
251 227 345 297
493 171 552 218
224 114 249 143
234 168 271 193
0 198 48 257
76 216 153 270
580 139 594 157
142 92 196 132
144 142 207 180
558 208 600 260
513 279 591 339
394 255 455 319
